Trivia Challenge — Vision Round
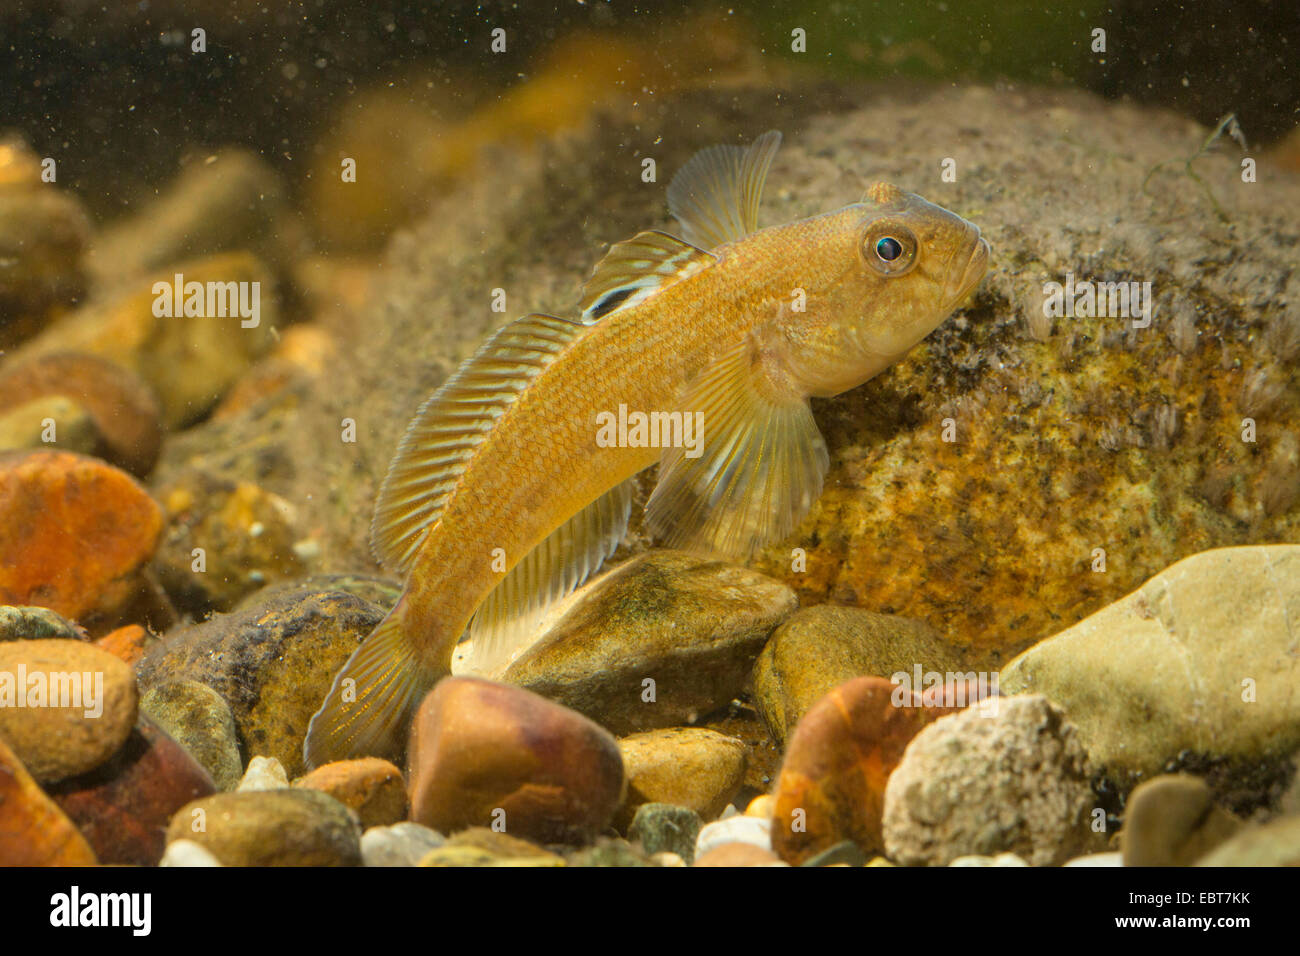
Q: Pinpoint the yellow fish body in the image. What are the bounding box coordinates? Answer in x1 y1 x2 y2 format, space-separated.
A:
304 131 990 768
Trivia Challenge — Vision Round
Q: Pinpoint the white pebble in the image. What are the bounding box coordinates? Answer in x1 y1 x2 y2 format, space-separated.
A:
361 822 446 867
237 755 290 791
160 839 222 867
695 815 772 858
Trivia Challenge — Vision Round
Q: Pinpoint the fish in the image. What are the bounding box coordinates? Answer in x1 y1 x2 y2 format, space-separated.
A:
303 130 990 769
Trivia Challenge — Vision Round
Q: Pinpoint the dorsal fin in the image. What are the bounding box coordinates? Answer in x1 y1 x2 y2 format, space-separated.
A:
579 230 715 322
666 129 782 250
370 312 587 574
464 476 635 676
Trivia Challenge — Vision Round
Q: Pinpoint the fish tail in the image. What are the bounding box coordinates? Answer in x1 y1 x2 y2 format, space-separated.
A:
302 598 442 770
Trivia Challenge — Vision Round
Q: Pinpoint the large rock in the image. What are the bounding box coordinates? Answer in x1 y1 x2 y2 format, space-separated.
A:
295 758 407 828
500 551 797 734
0 638 138 783
408 676 625 845
753 605 966 745
165 789 362 866
0 450 163 629
882 695 1097 867
136 587 386 777
1001 546 1300 798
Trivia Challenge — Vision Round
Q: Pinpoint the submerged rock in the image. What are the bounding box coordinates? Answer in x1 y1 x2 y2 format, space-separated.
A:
0 450 163 629
407 676 625 845
628 803 702 864
295 757 407 828
882 696 1096 867
1001 545 1300 801
48 716 216 866
140 680 243 791
1120 774 1242 866
616 727 747 830
165 789 362 867
770 675 957 865
361 821 446 867
0 638 138 784
1194 816 1300 866
0 734 97 865
752 604 966 745
501 551 797 734
136 587 386 777
0 605 86 643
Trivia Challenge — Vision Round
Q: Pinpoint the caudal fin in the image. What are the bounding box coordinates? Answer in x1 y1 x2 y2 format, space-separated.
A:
302 602 439 770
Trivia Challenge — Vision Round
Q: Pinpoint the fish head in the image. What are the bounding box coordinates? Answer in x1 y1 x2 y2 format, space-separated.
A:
783 183 989 396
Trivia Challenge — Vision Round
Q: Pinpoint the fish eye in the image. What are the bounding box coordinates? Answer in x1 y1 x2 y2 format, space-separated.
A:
862 223 918 277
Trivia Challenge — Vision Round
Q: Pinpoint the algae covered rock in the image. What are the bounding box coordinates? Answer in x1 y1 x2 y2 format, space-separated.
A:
136 586 387 777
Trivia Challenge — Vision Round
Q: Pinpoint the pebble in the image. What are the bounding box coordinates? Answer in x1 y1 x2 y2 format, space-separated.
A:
770 675 954 865
361 822 446 867
159 839 223 867
48 716 216 865
628 803 702 864
93 624 153 666
616 727 746 830
0 605 86 642
0 734 97 865
752 605 966 745
153 471 307 615
295 757 407 828
165 789 362 866
0 450 162 627
7 251 277 428
1063 852 1123 867
0 352 163 476
567 838 653 867
1121 774 1242 866
883 696 1096 867
238 755 289 791
408 676 625 844
1001 545 1300 792
650 851 687 867
141 680 243 791
694 843 788 867
136 586 387 777
1194 816 1300 866
695 815 772 858
0 638 138 783
418 828 565 867
0 395 100 458
501 550 797 734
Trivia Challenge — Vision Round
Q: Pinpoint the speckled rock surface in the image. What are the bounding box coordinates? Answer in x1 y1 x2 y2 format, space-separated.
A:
136 587 386 777
882 695 1097 867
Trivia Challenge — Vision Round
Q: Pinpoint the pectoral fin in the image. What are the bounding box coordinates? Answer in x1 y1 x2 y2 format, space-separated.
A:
644 335 829 559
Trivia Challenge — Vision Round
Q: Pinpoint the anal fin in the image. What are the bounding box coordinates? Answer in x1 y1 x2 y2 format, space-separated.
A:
465 477 636 676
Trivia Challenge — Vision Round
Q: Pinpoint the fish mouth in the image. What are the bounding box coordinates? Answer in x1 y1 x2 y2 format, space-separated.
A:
944 228 991 309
